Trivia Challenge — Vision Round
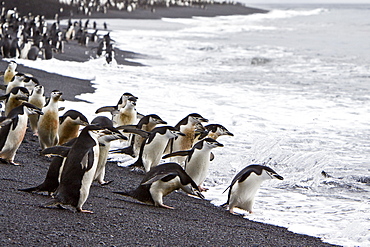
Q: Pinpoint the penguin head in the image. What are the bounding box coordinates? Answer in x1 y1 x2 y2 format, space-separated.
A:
203 138 224 149
23 76 40 88
22 102 43 116
11 87 29 101
50 90 63 101
11 72 26 83
32 85 44 95
61 110 89 126
165 126 185 138
256 165 284 181
7 60 17 70
206 124 234 137
149 114 167 125
189 113 208 125
126 96 137 107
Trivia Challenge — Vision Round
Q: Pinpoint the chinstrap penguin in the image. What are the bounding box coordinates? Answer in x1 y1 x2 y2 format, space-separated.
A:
114 162 204 209
222 164 284 214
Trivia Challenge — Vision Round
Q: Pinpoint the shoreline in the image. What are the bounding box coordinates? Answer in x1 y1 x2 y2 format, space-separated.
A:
1 3 337 246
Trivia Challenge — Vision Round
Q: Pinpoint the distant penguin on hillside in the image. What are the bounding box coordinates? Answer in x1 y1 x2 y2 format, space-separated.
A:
0 102 43 165
114 162 204 209
222 164 284 214
163 138 224 191
37 90 63 150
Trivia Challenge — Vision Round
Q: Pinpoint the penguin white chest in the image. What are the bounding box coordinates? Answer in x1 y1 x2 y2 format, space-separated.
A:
185 151 211 186
229 173 263 212
142 135 169 171
149 176 181 205
0 115 28 159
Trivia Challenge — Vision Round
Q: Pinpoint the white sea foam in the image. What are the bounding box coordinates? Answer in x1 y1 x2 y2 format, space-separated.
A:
17 5 370 247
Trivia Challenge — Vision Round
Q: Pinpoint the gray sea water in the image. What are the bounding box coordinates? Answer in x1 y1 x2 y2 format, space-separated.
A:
18 4 370 246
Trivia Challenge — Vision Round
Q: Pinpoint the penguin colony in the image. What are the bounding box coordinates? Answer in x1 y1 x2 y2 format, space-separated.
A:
0 5 115 64
0 7 284 215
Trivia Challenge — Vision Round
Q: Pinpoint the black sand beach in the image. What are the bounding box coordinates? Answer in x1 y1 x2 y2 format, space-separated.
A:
1 1 338 246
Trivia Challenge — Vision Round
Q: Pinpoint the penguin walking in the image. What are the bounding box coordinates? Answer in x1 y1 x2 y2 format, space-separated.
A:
114 162 204 209
28 85 46 135
222 164 284 214
194 124 234 144
0 86 29 116
0 102 43 165
3 60 17 85
42 125 119 213
112 96 137 127
37 90 63 150
168 113 208 152
163 138 224 191
129 126 185 172
19 138 77 194
58 110 89 145
115 114 167 158
90 116 127 185
95 92 137 117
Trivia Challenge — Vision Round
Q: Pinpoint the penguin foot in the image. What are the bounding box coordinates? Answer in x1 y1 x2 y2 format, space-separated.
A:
77 208 94 214
100 180 114 186
198 186 208 192
159 204 174 210
10 161 21 166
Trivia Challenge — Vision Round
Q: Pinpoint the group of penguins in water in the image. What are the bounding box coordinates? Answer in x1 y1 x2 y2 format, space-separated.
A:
0 60 284 215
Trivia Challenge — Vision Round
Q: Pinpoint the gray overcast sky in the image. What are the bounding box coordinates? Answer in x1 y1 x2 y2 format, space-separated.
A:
240 0 370 3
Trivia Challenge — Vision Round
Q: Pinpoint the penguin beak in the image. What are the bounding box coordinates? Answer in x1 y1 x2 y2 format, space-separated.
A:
226 131 234 136
177 132 186 136
16 96 29 101
273 174 284 180
216 142 224 147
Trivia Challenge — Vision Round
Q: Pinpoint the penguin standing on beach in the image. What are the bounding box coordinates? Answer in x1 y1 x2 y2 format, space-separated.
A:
0 86 29 116
6 72 26 94
115 114 167 158
193 124 234 144
91 116 127 185
58 110 89 145
42 125 119 213
129 126 185 172
112 96 138 127
165 113 208 165
28 85 46 135
95 92 137 117
163 138 224 191
0 102 43 165
19 138 77 194
3 60 17 85
222 164 284 214
37 90 63 150
114 162 204 209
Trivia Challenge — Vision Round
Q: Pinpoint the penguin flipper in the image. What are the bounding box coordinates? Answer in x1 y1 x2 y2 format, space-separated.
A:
0 117 12 126
0 93 9 101
162 150 191 159
95 106 116 114
116 126 149 138
210 152 214 161
42 146 71 157
141 172 179 185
